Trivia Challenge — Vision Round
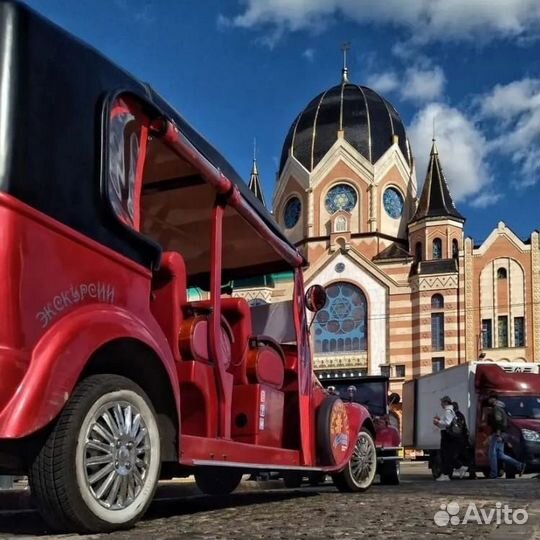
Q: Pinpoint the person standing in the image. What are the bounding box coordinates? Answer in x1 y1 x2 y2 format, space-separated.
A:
452 401 474 479
486 393 525 479
433 396 458 481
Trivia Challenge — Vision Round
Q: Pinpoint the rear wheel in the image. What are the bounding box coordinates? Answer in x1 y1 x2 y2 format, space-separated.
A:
332 429 377 492
195 468 243 495
29 375 161 533
379 461 400 485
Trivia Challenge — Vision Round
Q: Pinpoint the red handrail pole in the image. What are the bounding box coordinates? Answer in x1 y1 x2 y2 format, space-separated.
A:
209 197 232 439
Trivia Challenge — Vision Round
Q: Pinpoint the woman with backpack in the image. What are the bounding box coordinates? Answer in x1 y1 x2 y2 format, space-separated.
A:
486 392 526 478
433 396 464 481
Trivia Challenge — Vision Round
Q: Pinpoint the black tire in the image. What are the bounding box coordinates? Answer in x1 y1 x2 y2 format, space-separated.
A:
29 375 161 533
195 467 243 495
308 472 327 486
282 471 303 488
332 428 377 492
380 461 400 485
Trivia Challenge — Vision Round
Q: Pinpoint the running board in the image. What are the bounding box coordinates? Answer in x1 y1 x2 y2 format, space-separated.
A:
192 459 326 472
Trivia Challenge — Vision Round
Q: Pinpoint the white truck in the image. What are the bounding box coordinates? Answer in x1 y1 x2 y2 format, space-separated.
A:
402 361 540 478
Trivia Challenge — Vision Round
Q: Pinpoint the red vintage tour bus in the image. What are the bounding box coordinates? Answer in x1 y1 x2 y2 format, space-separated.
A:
0 1 377 532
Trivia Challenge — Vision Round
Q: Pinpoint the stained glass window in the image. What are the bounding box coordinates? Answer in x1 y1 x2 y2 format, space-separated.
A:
314 282 367 353
283 197 301 229
325 184 357 214
432 238 442 259
383 187 404 219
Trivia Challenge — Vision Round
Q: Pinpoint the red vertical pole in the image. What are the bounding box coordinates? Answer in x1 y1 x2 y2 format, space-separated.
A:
293 268 314 464
209 197 232 439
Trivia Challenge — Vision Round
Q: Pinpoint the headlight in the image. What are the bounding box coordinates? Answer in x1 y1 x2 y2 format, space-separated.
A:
521 429 540 442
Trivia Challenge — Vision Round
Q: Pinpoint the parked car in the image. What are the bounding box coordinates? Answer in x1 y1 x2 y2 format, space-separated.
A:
0 1 378 533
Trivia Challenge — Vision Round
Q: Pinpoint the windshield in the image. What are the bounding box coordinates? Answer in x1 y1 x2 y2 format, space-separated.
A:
501 396 540 419
327 381 387 417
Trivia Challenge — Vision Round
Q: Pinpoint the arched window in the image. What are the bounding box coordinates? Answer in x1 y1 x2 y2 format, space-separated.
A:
431 294 444 309
432 238 442 259
334 215 347 233
497 267 507 279
314 282 367 354
452 239 459 259
415 242 422 262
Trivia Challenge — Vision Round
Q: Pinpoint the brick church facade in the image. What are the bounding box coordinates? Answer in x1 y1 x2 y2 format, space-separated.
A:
237 69 540 395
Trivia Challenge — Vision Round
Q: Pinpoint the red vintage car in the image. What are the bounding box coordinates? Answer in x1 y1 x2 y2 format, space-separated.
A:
0 1 377 533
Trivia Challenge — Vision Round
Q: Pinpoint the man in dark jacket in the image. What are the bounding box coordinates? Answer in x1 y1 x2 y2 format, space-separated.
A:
487 393 525 478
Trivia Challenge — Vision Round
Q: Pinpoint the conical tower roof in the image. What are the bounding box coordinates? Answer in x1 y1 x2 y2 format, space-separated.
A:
411 140 464 223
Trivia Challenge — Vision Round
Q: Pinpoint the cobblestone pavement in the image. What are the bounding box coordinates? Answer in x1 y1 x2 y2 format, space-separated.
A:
0 464 539 540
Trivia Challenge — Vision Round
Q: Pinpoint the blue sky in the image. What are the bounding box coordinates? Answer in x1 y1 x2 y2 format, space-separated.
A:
24 0 540 242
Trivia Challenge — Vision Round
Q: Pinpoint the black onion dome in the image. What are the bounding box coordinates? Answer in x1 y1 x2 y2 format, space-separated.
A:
279 83 412 176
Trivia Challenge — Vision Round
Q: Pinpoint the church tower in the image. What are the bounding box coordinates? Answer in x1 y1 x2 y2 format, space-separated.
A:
273 57 417 379
408 141 465 375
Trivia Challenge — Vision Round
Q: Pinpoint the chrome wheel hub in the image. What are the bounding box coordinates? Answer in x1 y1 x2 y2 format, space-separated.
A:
350 433 375 485
83 401 151 510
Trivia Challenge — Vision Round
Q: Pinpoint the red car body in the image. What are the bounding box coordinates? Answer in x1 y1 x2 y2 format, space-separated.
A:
0 1 378 532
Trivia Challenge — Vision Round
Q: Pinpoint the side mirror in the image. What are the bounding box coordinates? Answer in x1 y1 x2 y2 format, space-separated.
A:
305 284 327 312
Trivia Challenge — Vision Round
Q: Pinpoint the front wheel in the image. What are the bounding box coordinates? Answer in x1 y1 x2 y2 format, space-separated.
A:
332 428 377 492
29 375 161 533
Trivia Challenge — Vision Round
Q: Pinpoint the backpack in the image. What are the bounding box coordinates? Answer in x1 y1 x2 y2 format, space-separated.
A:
447 413 465 438
492 405 508 432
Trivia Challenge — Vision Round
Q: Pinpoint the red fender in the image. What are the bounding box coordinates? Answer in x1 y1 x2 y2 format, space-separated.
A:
0 305 180 438
327 402 373 472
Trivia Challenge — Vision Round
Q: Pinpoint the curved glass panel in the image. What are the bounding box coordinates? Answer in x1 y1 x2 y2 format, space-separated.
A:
314 282 367 353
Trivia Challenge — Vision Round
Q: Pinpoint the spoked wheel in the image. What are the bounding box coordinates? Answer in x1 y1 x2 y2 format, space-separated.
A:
332 428 377 492
195 467 243 495
29 375 161 533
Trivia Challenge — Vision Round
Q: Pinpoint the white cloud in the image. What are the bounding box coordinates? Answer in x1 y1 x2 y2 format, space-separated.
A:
401 66 446 103
221 0 540 46
408 103 498 206
478 78 540 187
366 65 445 103
365 71 399 94
302 48 315 62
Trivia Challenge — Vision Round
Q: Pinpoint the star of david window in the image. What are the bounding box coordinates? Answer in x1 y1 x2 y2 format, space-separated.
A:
283 197 301 229
325 184 357 214
314 282 367 353
383 187 404 219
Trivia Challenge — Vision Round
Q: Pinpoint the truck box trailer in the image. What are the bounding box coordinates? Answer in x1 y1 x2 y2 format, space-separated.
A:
403 362 540 478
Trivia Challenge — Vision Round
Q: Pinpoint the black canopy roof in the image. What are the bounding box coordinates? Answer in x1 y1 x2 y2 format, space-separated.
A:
0 1 295 268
